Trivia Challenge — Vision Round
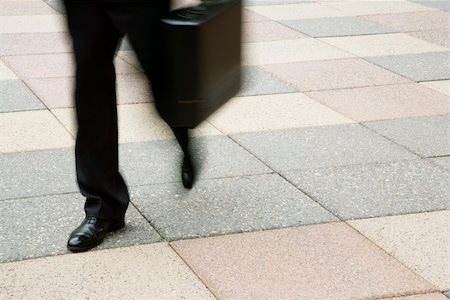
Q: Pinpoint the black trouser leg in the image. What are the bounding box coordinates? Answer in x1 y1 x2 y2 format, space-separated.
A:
64 0 129 221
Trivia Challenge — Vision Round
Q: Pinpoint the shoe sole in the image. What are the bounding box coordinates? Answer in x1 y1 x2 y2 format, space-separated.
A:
67 221 125 253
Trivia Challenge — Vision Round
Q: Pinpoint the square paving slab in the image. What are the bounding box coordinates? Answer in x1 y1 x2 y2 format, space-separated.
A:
383 293 449 300
209 93 353 133
246 3 348 20
412 1 450 12
281 16 394 38
0 32 72 55
429 156 450 170
320 33 448 57
0 243 214 299
323 1 434 16
365 52 450 82
261 58 410 91
242 8 269 22
349 210 450 290
283 160 450 219
0 79 45 112
0 194 161 263
243 20 306 42
364 115 450 157
306 83 449 122
0 59 17 79
132 174 338 240
238 66 297 96
0 15 66 34
362 11 450 32
231 124 418 172
421 80 450 96
409 29 450 48
171 223 434 300
0 110 74 153
0 1 57 16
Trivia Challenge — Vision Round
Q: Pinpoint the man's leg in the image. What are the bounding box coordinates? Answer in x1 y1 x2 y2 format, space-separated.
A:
64 0 129 251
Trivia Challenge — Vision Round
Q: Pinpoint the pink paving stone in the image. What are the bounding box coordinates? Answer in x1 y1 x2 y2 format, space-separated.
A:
0 1 57 15
261 58 410 92
2 53 139 79
171 223 435 300
362 11 450 32
0 33 72 55
306 83 450 122
243 21 306 42
26 74 152 108
242 8 270 23
383 293 449 300
409 29 450 48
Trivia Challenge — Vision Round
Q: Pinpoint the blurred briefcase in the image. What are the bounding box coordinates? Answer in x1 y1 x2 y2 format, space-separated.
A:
158 0 242 128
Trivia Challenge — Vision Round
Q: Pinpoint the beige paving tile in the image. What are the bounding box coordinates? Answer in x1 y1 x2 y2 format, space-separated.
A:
0 15 66 34
243 38 353 66
421 80 450 97
208 93 353 133
306 83 449 122
0 58 17 79
243 8 270 23
320 33 448 57
0 32 72 55
363 11 450 32
409 29 450 48
261 58 410 92
323 1 435 16
349 210 450 291
52 104 221 143
0 243 214 299
3 53 138 79
172 223 435 300
0 1 57 15
0 110 74 153
243 21 306 43
383 293 449 300
117 50 143 71
246 3 349 21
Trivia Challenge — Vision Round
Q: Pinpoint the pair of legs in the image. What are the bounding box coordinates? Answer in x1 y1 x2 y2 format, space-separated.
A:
64 0 191 251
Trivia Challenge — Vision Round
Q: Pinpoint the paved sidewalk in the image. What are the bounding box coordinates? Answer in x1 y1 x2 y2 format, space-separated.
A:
1 0 449 299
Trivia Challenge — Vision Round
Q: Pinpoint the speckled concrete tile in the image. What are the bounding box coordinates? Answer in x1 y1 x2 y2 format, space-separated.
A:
281 16 394 38
209 93 353 134
0 110 74 153
306 83 449 122
445 291 450 298
231 124 418 172
383 293 449 300
350 210 450 290
246 3 349 20
120 135 271 187
171 223 434 299
412 1 450 12
284 160 450 219
0 243 214 299
244 0 310 6
243 21 306 42
320 33 448 57
323 1 435 16
242 8 270 22
0 58 17 79
421 80 450 96
363 11 450 32
0 194 161 263
409 29 450 48
429 156 450 170
0 1 57 15
0 15 66 33
52 104 221 143
365 52 450 82
117 50 142 71
243 38 353 66
238 66 297 96
0 80 45 112
43 0 66 14
132 174 338 240
2 53 138 79
364 115 450 157
261 58 410 92
0 32 72 55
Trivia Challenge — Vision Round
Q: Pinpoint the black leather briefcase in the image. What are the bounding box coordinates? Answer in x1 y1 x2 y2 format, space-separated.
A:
158 0 242 128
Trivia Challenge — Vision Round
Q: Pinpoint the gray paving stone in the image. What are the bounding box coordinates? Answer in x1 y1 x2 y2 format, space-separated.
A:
444 291 450 298
283 160 450 220
429 156 450 170
244 0 311 6
231 124 418 172
413 1 450 12
132 174 338 240
238 66 297 97
0 148 78 201
364 115 450 157
365 52 450 82
43 0 65 14
281 16 394 38
120 135 272 187
0 193 162 263
0 80 45 112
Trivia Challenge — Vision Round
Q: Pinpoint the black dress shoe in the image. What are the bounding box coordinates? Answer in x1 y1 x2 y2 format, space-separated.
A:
67 216 124 252
181 155 194 189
